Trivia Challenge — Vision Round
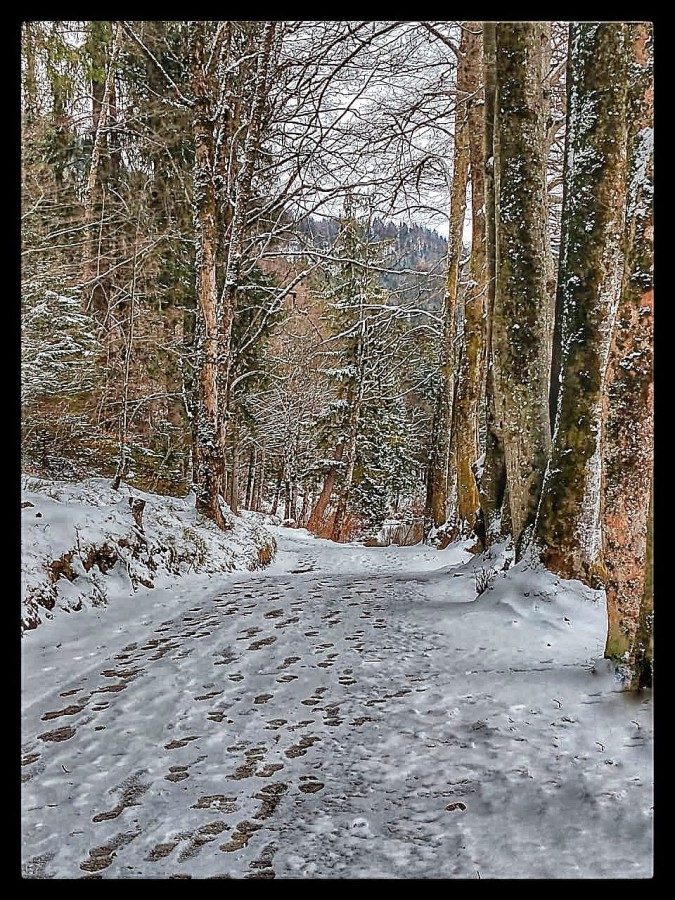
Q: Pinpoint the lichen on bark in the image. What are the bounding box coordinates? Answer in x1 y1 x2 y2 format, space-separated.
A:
491 22 552 555
600 23 653 687
535 23 632 580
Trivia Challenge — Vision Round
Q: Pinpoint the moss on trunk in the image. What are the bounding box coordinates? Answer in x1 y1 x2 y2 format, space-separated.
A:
535 24 632 580
448 23 486 539
477 22 509 546
601 24 653 687
492 23 552 555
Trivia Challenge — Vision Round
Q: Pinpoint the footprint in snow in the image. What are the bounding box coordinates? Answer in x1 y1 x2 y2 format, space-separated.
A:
350 817 372 837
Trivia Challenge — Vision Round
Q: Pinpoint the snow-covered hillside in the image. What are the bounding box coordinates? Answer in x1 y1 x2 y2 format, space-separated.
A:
21 477 277 633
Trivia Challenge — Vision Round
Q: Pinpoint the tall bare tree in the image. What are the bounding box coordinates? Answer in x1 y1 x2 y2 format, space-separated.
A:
600 23 653 687
535 24 632 580
446 22 486 541
190 21 226 526
476 22 509 545
491 22 552 555
425 26 468 535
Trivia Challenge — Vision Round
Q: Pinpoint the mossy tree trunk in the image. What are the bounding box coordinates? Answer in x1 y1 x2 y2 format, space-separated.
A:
534 24 631 580
425 27 470 534
492 23 552 556
601 23 653 687
448 22 486 541
477 22 508 545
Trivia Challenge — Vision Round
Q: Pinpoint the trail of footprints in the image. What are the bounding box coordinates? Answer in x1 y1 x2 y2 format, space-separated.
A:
24 572 423 877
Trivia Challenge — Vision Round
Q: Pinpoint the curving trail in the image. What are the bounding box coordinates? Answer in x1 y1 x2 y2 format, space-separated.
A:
21 529 653 879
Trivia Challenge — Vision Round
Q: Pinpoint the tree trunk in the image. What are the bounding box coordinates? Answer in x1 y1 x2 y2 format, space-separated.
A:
492 22 552 556
229 430 239 515
539 24 555 384
477 21 508 545
332 428 358 541
333 323 367 542
252 450 265 512
448 22 486 539
22 23 38 124
191 23 226 529
548 29 574 433
601 23 653 687
283 476 291 521
284 426 299 521
83 23 123 310
290 477 299 523
270 468 283 518
535 24 632 579
245 446 256 509
629 483 653 689
307 442 344 533
112 216 139 491
425 27 471 534
299 485 311 527
217 23 277 469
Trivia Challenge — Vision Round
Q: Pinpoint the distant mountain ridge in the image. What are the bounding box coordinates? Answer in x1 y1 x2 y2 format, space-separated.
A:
298 215 447 310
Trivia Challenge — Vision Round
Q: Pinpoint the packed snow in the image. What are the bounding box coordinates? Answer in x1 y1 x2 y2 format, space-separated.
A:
22 519 653 879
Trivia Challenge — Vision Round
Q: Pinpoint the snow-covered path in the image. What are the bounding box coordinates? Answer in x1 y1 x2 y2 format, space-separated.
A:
21 528 653 879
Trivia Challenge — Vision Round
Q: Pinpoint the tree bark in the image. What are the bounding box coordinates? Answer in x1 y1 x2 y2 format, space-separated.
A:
548 27 574 433
270 467 283 518
535 24 632 579
332 321 367 542
229 428 239 515
252 450 265 512
601 23 653 687
630 483 653 689
448 23 486 539
492 22 552 555
307 442 344 533
289 457 299 521
245 446 256 509
22 23 38 124
217 23 277 466
191 23 226 529
299 485 311 527
477 21 508 545
425 27 470 534
83 23 123 310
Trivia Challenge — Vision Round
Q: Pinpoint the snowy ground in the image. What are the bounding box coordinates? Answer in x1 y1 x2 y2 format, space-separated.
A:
21 477 276 632
21 526 653 879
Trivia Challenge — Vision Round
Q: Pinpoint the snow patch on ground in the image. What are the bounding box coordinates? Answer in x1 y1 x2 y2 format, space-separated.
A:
21 476 276 633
